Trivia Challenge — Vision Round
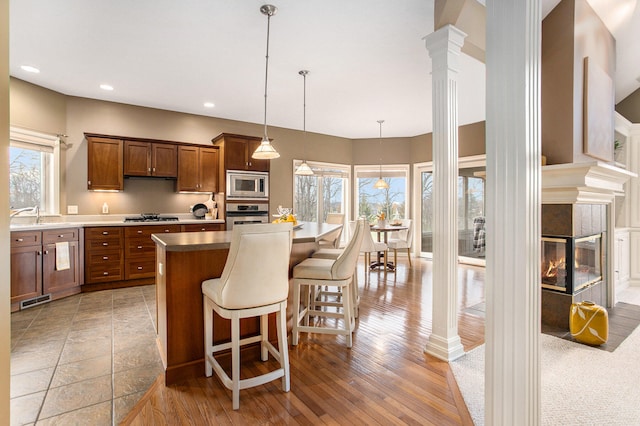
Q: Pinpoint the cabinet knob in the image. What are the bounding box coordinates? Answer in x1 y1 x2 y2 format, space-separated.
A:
164 229 171 232
44 250 48 255
137 266 143 270
37 251 41 256
58 234 64 238
148 167 152 172
16 238 24 242
102 242 109 246
153 167 156 172
137 246 143 249
137 230 143 234
103 272 109 276
103 256 109 260
102 231 109 235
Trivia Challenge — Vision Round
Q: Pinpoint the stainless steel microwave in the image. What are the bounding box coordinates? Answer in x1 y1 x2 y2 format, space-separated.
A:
226 170 269 200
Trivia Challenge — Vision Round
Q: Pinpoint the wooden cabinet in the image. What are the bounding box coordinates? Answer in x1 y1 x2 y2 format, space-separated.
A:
181 223 225 232
87 135 123 191
124 141 177 178
212 133 270 173
125 225 180 279
85 227 124 283
177 146 219 192
615 229 630 289
42 229 81 295
11 228 82 311
10 231 42 308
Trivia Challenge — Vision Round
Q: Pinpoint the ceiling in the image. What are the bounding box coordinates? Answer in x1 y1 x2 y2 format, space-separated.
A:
9 0 640 139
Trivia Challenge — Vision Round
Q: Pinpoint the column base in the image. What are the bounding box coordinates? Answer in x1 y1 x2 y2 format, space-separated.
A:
424 333 465 361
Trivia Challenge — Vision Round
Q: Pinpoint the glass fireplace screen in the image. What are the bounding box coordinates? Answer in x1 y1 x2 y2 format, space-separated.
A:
541 234 602 294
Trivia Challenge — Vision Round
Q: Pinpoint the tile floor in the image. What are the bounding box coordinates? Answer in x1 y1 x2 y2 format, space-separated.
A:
10 285 163 426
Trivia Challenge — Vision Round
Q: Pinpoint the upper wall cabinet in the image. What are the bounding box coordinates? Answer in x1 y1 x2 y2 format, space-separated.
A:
212 133 270 172
124 141 177 178
177 146 219 192
86 135 124 191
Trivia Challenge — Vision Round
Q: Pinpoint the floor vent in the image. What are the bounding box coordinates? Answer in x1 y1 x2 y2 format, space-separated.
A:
20 294 52 310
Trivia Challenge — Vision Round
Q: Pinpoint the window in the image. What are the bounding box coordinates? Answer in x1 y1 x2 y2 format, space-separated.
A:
354 164 409 223
9 127 60 215
293 160 350 224
414 155 486 264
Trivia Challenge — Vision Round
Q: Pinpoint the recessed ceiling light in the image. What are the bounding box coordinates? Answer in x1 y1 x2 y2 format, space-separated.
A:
100 84 114 91
21 65 40 73
204 102 215 108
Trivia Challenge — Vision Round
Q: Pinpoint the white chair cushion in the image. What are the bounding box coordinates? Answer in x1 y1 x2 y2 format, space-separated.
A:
293 258 336 280
312 248 343 259
202 277 225 306
387 238 408 249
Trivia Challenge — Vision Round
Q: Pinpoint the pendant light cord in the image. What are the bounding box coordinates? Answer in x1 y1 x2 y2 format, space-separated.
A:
263 12 272 141
301 70 308 161
378 120 384 178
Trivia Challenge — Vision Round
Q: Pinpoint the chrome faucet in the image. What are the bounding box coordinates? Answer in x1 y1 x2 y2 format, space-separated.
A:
9 205 40 223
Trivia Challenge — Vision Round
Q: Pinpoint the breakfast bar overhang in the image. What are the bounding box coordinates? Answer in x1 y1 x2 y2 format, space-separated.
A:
151 222 342 385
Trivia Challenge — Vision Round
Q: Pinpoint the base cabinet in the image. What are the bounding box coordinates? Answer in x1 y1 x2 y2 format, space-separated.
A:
614 229 630 288
11 228 82 312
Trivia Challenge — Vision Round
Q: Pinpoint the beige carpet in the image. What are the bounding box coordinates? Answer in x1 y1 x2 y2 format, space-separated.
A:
451 321 640 425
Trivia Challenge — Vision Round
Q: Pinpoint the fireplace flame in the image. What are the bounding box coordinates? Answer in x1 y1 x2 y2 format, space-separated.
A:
544 257 566 278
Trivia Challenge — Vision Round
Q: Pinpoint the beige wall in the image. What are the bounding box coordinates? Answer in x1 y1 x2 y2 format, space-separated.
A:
1 0 11 417
11 80 352 216
616 87 640 123
542 0 616 165
10 78 487 220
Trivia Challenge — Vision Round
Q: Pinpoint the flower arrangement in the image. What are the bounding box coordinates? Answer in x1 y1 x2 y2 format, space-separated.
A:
377 212 385 220
272 206 297 225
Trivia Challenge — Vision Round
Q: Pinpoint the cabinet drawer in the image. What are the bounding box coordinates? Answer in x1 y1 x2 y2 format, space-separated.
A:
86 235 122 250
125 237 157 258
87 251 122 267
125 224 180 238
11 231 41 247
88 266 123 283
125 259 156 279
42 228 79 244
86 227 123 239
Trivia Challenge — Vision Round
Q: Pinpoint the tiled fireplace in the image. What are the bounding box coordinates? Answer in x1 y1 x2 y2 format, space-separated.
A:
541 162 635 329
541 204 607 328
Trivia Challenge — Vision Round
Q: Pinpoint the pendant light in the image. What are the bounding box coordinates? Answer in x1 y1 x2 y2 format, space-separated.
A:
295 70 314 176
252 4 280 160
373 120 389 189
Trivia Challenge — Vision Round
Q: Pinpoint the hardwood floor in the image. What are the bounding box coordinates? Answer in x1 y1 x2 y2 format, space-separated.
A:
122 257 485 425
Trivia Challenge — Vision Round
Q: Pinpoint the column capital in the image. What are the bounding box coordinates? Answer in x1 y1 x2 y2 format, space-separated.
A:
423 24 467 56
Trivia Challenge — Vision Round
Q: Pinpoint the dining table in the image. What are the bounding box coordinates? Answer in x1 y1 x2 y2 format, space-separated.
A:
370 223 408 271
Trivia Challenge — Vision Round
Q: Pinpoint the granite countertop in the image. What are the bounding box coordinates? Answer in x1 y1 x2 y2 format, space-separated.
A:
9 214 225 231
151 222 342 252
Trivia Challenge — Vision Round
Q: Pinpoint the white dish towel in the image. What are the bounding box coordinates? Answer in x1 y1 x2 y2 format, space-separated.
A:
55 241 70 271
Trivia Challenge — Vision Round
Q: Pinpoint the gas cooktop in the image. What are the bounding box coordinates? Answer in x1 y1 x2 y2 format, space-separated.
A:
124 213 179 223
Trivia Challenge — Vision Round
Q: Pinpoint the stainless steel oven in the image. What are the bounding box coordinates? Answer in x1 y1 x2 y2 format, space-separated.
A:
226 170 269 200
225 202 269 230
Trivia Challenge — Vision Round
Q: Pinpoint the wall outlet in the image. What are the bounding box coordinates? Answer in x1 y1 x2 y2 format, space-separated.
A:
67 205 78 214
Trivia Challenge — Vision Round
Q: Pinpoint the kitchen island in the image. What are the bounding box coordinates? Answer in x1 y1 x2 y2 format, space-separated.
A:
151 222 342 385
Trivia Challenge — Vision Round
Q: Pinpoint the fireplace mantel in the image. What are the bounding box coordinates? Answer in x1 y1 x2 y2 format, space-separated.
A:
542 161 637 204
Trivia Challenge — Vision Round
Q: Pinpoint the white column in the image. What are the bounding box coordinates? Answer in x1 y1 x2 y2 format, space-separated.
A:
423 25 466 362
485 1 541 425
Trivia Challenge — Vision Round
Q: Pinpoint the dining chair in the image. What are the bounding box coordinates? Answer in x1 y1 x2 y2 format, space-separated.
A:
292 219 365 348
201 222 293 410
387 219 413 267
317 213 345 249
361 222 388 276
